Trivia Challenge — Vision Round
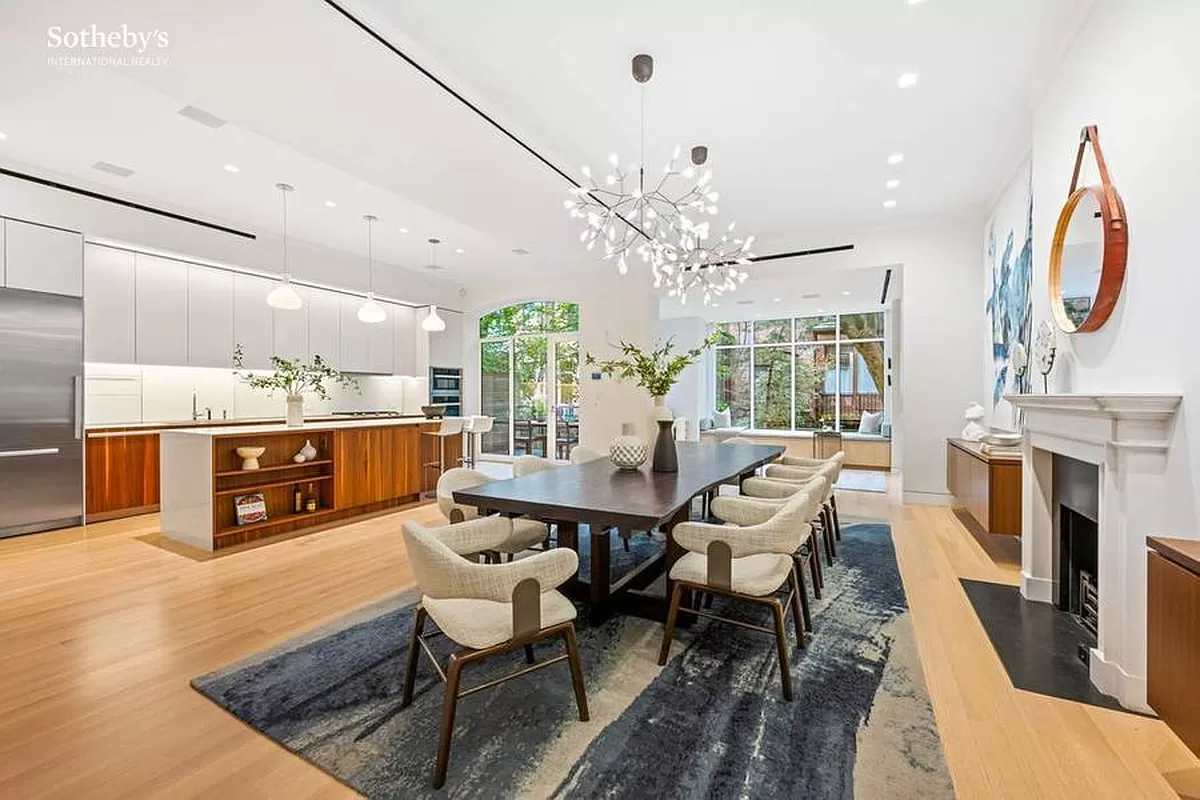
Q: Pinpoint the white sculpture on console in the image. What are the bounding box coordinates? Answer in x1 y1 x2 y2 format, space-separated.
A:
962 403 987 442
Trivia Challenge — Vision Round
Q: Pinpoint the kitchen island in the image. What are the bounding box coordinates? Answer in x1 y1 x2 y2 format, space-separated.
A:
160 418 460 551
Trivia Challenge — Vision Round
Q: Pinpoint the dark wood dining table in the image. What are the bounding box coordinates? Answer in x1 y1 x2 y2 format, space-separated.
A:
453 441 784 620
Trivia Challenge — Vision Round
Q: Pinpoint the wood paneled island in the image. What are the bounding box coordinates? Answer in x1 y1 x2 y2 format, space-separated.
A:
160 418 460 551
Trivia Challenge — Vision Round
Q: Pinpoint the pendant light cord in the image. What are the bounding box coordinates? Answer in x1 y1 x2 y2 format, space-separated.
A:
366 216 374 294
639 83 646 229
281 187 289 280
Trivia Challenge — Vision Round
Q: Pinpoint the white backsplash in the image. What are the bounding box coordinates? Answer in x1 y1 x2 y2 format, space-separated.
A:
85 363 430 425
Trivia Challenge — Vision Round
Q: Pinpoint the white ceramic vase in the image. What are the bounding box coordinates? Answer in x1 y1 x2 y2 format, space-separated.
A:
286 394 305 428
651 396 674 422
610 422 648 470
299 439 318 461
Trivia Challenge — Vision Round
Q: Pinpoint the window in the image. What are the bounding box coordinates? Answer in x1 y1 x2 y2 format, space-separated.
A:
713 311 887 433
479 302 580 457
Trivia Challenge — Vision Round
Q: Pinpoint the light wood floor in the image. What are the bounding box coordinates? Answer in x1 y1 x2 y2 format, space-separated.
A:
1 486 1197 798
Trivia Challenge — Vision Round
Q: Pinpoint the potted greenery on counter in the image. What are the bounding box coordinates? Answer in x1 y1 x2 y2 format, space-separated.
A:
232 344 359 427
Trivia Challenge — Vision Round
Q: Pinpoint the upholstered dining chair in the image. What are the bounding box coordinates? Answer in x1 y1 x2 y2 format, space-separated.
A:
743 464 840 564
513 454 559 477
767 452 846 541
711 480 827 631
400 517 589 789
657 491 808 700
568 445 604 464
435 468 549 560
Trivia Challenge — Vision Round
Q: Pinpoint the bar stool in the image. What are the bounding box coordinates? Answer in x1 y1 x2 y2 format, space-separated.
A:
462 415 493 468
422 417 465 499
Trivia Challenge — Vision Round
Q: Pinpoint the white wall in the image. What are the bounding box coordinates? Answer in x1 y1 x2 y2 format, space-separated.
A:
461 264 659 450
658 316 710 429
1028 0 1200 536
0 169 463 310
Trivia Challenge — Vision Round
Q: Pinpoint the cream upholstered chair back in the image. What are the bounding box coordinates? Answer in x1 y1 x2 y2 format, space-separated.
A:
569 445 604 464
514 454 558 477
436 467 492 520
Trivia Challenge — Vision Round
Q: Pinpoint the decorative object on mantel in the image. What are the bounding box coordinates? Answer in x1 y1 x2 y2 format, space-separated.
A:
1034 321 1057 393
962 403 987 442
266 182 303 311
236 446 266 471
587 334 717 472
233 344 359 427
563 54 754 306
1048 125 1129 334
609 422 648 470
1008 342 1029 430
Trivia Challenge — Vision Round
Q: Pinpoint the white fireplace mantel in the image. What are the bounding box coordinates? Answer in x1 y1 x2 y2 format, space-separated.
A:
1004 392 1182 712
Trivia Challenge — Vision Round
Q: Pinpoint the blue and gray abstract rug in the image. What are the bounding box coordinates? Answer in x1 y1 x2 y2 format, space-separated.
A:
193 523 953 798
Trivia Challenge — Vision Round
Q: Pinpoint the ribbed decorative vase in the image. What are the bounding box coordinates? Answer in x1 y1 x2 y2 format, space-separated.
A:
610 422 647 471
652 419 678 473
286 395 305 428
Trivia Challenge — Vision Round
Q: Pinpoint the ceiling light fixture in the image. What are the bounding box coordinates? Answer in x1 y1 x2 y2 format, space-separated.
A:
399 227 409 234
421 240 447 333
883 199 898 209
265 183 303 311
223 163 239 173
324 200 337 208
897 72 920 89
357 214 386 324
842 291 852 296
564 54 751 305
773 297 782 303
886 179 900 190
907 0 928 5
455 247 465 254
887 152 905 165
0 132 8 140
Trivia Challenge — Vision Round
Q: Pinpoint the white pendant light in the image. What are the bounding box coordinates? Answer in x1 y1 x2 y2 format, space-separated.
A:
423 304 446 332
421 237 447 332
357 214 386 324
266 182 303 310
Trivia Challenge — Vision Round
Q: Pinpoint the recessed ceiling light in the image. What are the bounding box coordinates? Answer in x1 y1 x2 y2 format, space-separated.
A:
711 303 719 308
897 72 920 89
883 199 898 209
886 179 900 190
0 132 8 141
842 291 852 296
398 227 409 234
91 161 135 178
773 297 782 302
323 200 336 208
455 247 465 254
817 308 826 313
512 248 530 255
887 152 905 166
907 0 928 5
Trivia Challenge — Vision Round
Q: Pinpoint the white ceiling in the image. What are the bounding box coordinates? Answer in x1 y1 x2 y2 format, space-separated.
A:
0 0 1089 295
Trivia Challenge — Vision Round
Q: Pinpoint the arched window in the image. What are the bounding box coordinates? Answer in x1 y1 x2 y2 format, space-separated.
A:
479 302 580 458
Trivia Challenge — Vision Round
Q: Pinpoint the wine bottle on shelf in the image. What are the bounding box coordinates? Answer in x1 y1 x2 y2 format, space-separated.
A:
293 483 303 514
305 482 317 513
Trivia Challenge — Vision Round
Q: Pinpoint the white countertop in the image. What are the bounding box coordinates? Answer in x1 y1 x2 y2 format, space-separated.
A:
161 416 440 437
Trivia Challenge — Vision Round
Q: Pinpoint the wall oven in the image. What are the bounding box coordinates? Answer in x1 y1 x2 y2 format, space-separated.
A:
429 367 462 417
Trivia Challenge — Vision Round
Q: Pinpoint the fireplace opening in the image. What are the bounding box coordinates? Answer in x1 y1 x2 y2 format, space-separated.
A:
1053 453 1100 651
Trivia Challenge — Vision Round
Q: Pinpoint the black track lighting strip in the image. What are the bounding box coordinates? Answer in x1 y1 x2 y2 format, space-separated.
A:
748 244 855 264
0 166 255 240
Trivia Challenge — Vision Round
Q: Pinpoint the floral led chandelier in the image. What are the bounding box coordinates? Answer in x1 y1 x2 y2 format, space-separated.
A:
563 54 754 305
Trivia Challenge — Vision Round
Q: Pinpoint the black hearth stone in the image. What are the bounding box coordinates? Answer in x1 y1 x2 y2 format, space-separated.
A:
960 579 1133 714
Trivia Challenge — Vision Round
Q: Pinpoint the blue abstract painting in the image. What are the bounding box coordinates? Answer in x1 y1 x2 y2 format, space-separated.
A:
986 165 1033 407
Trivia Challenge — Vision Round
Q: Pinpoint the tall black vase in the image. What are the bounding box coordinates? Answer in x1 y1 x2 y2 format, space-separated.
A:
652 419 678 473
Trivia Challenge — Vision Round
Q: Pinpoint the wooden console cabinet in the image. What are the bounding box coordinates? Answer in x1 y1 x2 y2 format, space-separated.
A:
1148 537 1200 755
946 438 1022 536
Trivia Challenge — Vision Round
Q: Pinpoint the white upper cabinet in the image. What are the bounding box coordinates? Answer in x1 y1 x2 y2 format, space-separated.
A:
3 219 83 297
339 295 370 373
84 245 136 363
393 305 417 376
366 305 394 374
428 309 463 368
232 273 275 369
273 286 309 363
187 266 234 368
134 254 189 366
307 288 340 369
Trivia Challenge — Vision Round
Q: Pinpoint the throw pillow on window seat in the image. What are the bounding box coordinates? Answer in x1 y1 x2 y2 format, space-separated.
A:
858 410 883 435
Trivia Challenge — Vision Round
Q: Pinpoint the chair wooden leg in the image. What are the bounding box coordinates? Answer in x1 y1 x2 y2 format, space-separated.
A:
831 493 842 540
524 644 535 664
401 606 428 708
788 567 806 646
794 556 813 632
658 582 685 665
808 536 824 596
562 625 590 721
771 600 794 701
433 654 465 789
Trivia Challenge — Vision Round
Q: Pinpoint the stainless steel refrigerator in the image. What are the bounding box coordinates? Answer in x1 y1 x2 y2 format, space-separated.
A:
0 288 84 538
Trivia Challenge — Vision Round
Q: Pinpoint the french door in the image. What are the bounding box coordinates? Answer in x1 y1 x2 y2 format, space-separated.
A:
479 334 579 459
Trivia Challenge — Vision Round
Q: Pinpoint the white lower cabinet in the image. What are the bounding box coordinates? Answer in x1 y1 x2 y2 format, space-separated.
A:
134 254 189 366
187 266 234 368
